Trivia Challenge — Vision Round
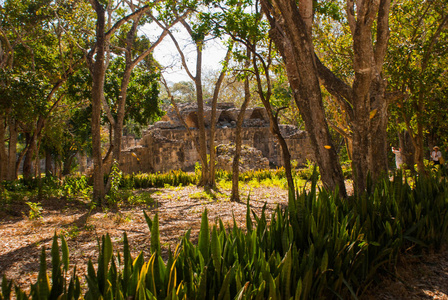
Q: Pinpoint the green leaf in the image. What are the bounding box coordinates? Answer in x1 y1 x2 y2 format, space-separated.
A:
1 275 12 300
143 210 153 231
198 209 210 261
211 226 222 274
246 197 253 233
150 213 161 256
61 235 70 272
217 267 234 300
37 247 50 300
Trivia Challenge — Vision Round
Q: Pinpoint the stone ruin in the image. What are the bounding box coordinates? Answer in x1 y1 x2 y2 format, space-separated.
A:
215 144 270 172
118 102 315 174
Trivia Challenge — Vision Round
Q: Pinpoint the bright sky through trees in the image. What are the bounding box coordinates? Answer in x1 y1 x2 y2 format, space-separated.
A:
141 23 228 83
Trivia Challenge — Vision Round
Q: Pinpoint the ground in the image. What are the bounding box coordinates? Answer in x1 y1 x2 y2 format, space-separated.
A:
1 183 448 299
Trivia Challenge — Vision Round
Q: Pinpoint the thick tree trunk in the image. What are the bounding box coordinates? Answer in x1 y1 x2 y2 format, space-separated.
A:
349 0 390 192
262 0 346 196
398 130 415 171
368 84 389 180
262 0 390 195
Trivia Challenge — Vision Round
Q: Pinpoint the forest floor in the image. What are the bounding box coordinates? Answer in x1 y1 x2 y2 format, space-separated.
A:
1 183 448 299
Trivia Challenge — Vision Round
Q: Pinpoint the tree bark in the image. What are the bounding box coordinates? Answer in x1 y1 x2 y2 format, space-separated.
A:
62 153 76 176
208 47 232 187
7 116 18 180
22 132 36 180
88 0 107 203
231 51 252 202
251 47 295 193
45 150 53 177
261 0 346 196
262 0 391 195
0 114 6 181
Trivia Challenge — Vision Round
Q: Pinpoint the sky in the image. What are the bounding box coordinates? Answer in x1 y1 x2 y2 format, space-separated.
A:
141 24 229 84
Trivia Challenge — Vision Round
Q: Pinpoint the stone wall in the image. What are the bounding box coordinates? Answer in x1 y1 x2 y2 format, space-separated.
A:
118 103 315 174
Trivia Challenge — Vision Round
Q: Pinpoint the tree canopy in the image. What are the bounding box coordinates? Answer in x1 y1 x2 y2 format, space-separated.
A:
1 0 447 199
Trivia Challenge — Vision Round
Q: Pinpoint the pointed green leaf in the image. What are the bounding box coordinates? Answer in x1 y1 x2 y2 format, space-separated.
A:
198 209 210 261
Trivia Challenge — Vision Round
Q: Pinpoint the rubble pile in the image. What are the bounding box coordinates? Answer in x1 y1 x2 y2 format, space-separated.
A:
216 143 270 172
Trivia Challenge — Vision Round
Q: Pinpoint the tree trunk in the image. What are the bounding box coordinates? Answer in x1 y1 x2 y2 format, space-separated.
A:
261 0 346 196
194 45 210 187
88 0 107 204
0 115 7 181
231 65 251 202
271 111 295 192
399 130 415 171
63 153 76 176
7 116 18 180
251 53 295 193
262 0 391 195
22 133 36 180
208 48 232 188
111 16 139 169
45 150 53 177
350 0 391 192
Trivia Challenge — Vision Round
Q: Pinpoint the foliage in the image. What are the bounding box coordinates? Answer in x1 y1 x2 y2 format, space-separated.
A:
104 57 164 128
386 0 448 166
62 175 90 200
3 171 448 299
105 161 123 205
25 201 43 220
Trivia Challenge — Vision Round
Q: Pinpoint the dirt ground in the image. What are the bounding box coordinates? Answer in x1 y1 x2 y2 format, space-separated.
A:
1 183 448 299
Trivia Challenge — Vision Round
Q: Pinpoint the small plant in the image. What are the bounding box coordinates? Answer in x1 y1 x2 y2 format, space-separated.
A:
128 192 156 206
61 225 81 238
26 201 43 220
106 160 123 205
62 175 90 199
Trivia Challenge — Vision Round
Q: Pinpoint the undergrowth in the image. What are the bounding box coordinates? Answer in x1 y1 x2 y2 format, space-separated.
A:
1 169 448 299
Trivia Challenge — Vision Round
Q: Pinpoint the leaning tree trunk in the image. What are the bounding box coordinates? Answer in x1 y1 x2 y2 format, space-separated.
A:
252 56 295 192
261 0 346 196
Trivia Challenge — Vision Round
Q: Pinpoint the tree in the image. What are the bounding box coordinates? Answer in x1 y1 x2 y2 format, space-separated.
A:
163 10 233 188
105 7 186 177
386 0 448 172
261 0 392 195
0 0 84 181
84 0 163 203
230 48 251 202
